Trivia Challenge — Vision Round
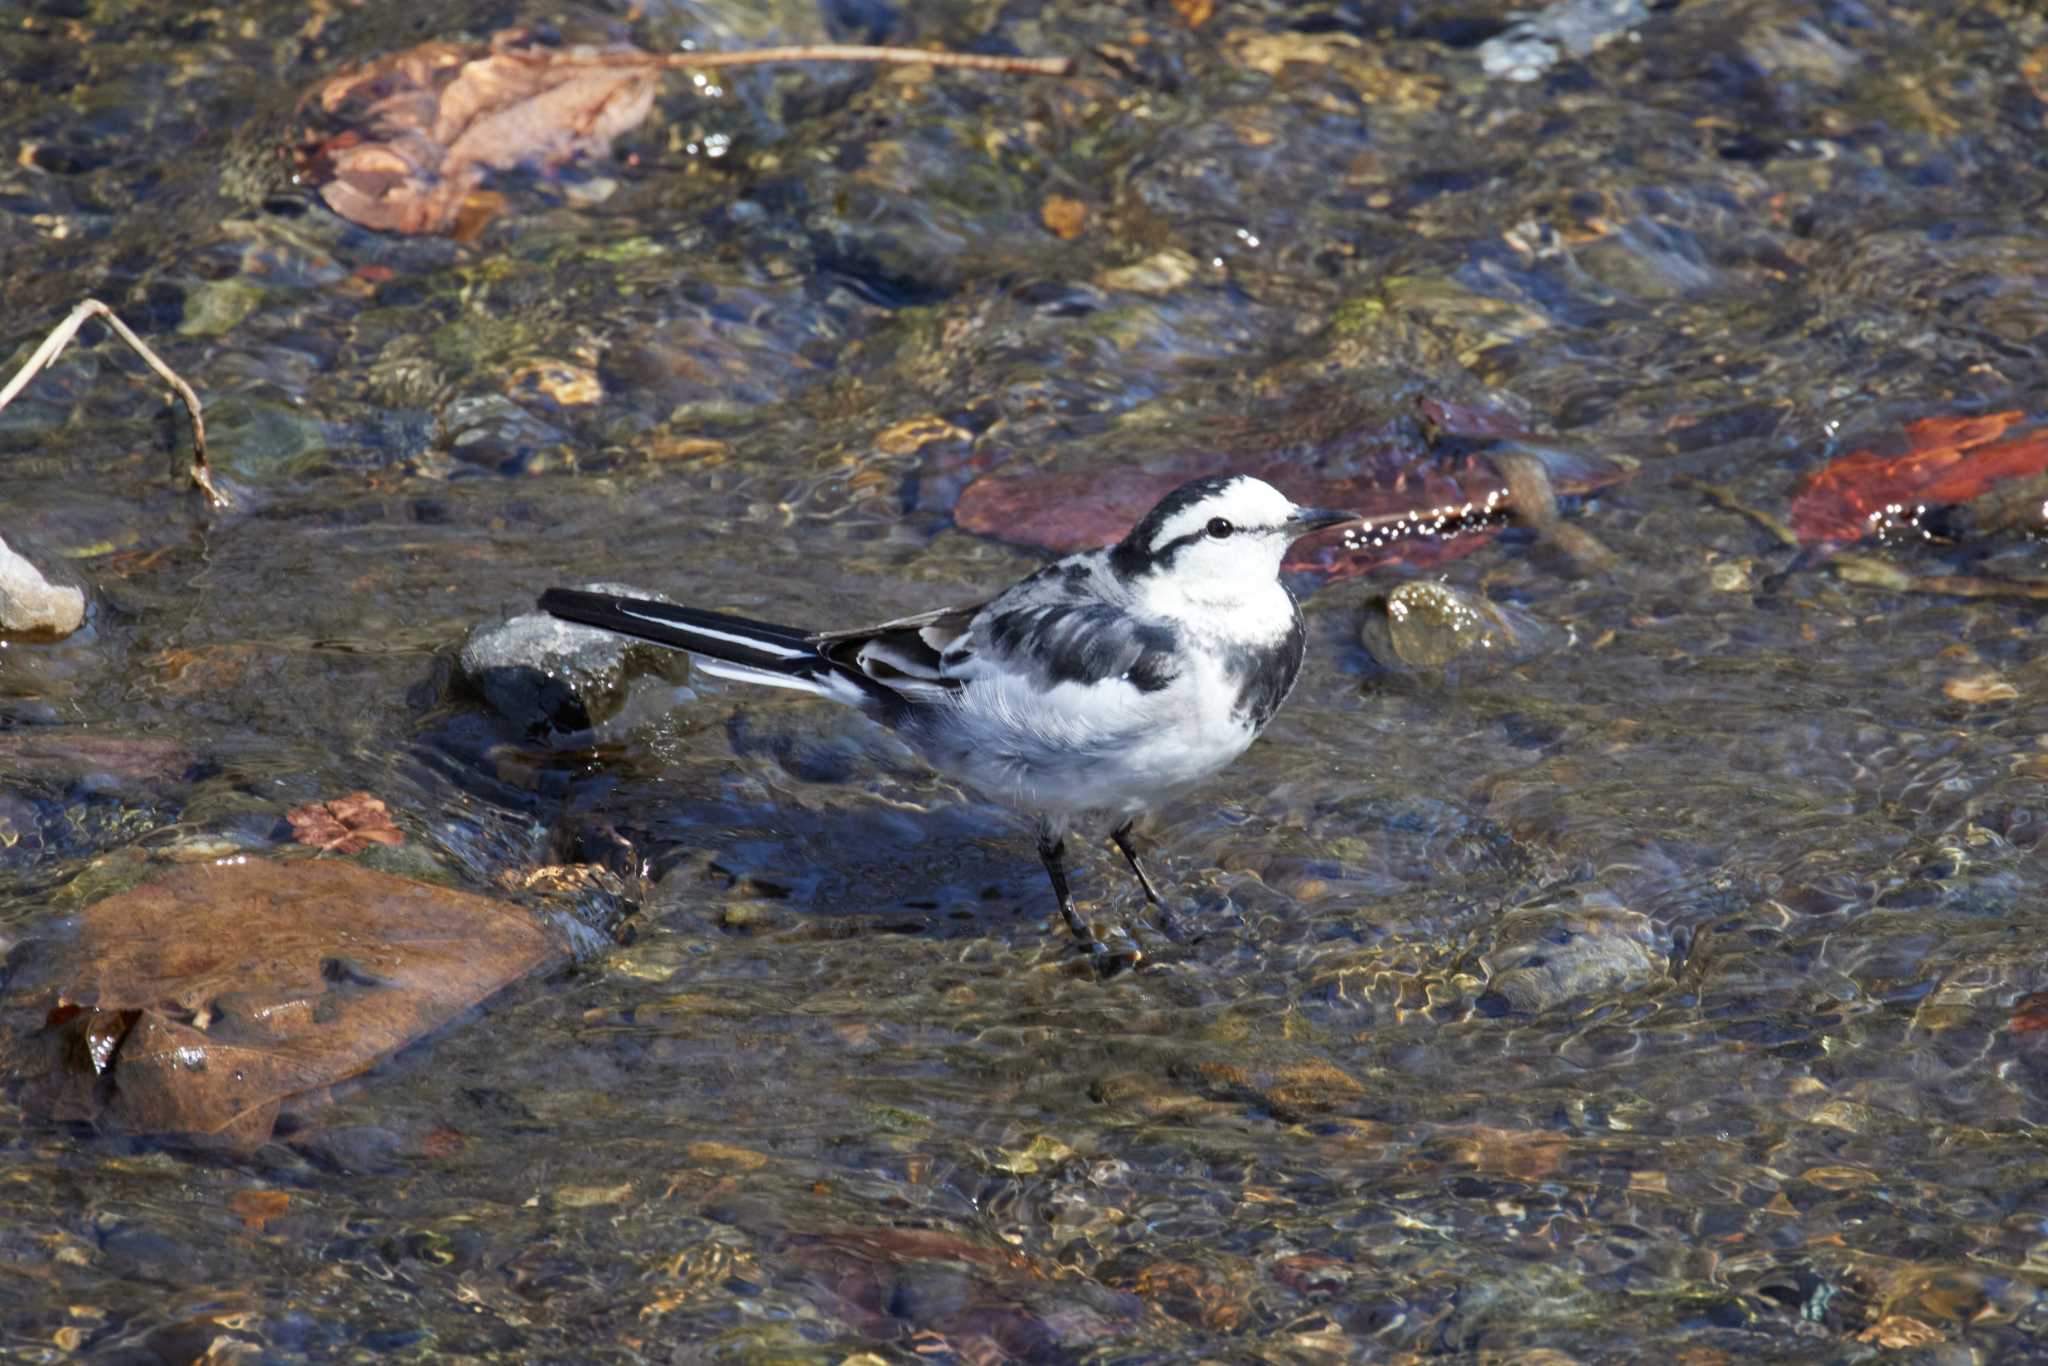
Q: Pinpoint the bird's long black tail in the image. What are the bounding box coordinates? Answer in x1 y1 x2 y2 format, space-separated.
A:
539 588 844 698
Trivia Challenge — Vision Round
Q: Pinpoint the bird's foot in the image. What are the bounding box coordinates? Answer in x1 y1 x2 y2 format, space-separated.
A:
1151 902 1192 944
1062 920 1143 978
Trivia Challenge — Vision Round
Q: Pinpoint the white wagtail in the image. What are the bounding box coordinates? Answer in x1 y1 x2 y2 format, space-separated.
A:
540 474 1354 969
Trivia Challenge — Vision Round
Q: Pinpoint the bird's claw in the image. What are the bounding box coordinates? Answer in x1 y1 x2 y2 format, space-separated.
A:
1064 922 1143 977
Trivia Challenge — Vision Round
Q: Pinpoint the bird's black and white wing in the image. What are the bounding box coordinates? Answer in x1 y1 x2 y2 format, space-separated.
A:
818 552 1184 700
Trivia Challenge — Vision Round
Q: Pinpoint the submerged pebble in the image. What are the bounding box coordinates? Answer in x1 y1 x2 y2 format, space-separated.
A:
1359 580 1569 679
1479 0 1652 81
1474 889 1671 1016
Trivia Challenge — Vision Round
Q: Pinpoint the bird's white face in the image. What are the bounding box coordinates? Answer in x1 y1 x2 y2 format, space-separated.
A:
1140 476 1313 587
1113 475 1351 635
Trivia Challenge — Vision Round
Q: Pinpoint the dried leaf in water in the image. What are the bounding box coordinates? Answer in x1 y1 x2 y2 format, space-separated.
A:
1039 195 1088 239
952 396 1632 584
2010 992 2048 1031
0 859 563 1148
1788 411 2048 546
290 30 1072 236
287 792 404 854
227 1189 292 1231
291 29 661 235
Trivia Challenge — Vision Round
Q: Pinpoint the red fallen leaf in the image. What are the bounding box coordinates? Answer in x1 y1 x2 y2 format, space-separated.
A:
953 398 1632 582
287 792 404 854
1788 411 2048 545
2011 992 2048 1033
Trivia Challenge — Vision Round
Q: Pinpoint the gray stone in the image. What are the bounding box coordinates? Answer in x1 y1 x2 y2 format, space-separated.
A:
1475 889 1670 1016
459 582 689 736
0 533 84 636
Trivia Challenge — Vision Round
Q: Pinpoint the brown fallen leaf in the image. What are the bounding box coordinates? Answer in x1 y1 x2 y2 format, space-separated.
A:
287 792 404 854
1040 194 1088 239
0 858 563 1148
293 30 660 236
290 29 1071 236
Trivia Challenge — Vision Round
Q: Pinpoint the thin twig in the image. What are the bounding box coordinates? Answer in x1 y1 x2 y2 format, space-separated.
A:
1671 475 1797 547
637 45 1073 76
1914 574 2048 601
0 299 228 507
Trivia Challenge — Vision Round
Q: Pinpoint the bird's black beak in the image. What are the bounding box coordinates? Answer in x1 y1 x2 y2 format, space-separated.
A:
1286 506 1356 535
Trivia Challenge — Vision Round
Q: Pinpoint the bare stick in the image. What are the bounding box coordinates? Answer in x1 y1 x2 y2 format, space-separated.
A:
0 299 228 507
621 45 1073 77
1671 475 1797 547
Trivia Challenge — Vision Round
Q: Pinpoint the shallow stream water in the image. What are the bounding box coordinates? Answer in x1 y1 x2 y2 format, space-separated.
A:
3 0 2047 1359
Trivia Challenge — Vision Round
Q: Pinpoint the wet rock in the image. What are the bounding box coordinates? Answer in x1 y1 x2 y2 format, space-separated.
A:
0 533 84 636
784 1224 1139 1352
439 393 571 474
0 733 194 790
1097 248 1199 295
1474 890 1670 1016
0 858 564 1149
1479 0 1652 82
1359 580 1570 680
458 582 688 737
207 394 328 479
1100 1254 1253 1331
1183 1054 1369 1123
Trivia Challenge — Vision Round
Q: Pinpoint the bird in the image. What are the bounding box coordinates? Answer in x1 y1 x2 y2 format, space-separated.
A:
539 474 1354 971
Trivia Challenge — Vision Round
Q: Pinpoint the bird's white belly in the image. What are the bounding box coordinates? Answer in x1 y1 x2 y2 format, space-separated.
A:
912 660 1257 817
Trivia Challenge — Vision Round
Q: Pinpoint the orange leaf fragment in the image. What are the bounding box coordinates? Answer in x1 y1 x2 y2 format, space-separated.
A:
1788 411 2048 545
1040 194 1088 239
228 1189 293 1231
287 792 405 854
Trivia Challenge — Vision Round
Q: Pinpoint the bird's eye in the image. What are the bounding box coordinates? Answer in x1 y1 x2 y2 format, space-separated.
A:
1206 517 1234 539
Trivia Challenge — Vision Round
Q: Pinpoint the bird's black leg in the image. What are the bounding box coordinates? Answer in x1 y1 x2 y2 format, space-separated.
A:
1036 821 1138 974
1036 824 1088 945
1111 820 1187 941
